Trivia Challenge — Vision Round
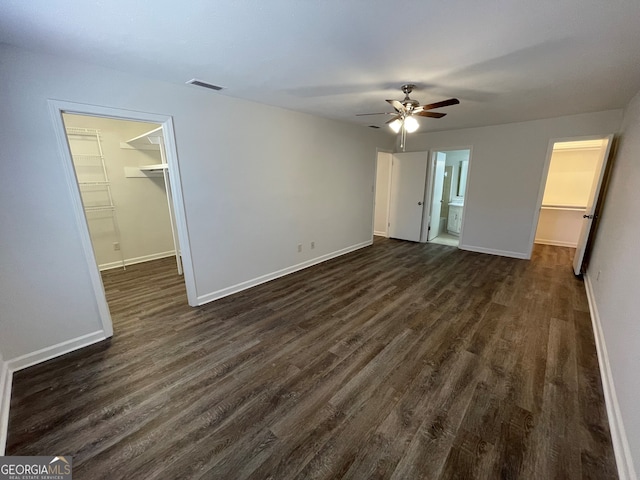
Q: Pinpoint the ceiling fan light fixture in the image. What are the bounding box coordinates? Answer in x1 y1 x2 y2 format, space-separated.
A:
357 85 459 141
404 116 419 133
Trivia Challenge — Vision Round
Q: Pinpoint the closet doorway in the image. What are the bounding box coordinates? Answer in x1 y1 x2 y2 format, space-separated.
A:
373 151 393 238
50 100 197 338
62 114 181 274
533 135 613 274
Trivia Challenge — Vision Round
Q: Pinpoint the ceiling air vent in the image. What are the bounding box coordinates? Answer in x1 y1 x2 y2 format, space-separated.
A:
186 79 224 91
368 125 381 129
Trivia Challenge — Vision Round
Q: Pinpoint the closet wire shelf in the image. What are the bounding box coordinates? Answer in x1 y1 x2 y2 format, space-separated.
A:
66 127 100 136
66 126 126 269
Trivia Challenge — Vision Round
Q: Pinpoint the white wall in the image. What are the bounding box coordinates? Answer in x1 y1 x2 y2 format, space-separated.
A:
405 111 623 258
0 44 392 362
63 114 175 269
587 89 640 478
374 152 392 236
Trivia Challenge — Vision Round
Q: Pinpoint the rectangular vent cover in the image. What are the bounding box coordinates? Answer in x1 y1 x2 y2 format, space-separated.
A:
186 79 224 91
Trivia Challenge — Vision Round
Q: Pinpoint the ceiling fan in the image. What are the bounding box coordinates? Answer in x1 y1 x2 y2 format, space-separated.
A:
357 84 459 150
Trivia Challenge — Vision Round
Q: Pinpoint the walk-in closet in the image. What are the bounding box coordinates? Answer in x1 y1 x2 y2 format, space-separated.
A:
63 114 181 274
534 139 608 248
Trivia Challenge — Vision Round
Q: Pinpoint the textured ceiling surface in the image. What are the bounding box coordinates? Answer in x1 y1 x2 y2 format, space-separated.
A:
1 0 639 132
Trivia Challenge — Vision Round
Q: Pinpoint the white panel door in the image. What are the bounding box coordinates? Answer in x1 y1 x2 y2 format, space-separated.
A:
428 153 446 241
573 135 613 275
389 152 428 242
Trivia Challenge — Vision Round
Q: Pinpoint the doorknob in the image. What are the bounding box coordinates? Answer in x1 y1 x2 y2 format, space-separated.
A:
418 202 423 205
583 214 595 219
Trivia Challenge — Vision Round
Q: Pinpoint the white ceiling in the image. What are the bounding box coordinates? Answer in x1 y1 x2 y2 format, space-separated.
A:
1 0 640 133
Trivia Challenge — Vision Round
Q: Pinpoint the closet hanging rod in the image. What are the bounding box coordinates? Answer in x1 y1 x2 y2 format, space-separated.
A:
84 205 115 212
540 204 586 211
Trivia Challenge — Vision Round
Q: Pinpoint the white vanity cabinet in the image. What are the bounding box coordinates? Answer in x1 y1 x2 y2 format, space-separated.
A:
447 204 463 235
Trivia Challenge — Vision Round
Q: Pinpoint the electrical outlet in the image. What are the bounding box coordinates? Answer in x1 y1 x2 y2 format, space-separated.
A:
311 241 315 250
113 242 120 251
297 244 302 253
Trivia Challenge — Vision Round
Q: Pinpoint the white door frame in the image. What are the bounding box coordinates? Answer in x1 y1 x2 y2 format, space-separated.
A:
372 149 393 238
421 146 474 244
427 152 446 241
528 133 615 259
48 100 198 337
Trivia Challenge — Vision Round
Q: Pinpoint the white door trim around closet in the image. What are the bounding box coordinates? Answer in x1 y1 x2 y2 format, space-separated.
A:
48 100 198 338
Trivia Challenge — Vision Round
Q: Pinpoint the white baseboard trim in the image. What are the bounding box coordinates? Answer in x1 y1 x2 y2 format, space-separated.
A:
584 273 637 480
534 238 578 248
458 244 529 260
197 240 372 306
99 250 176 271
0 330 109 454
7 330 108 373
0 357 11 455
373 231 388 237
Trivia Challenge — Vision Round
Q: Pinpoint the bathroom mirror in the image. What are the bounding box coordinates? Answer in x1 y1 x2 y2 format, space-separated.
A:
457 160 469 198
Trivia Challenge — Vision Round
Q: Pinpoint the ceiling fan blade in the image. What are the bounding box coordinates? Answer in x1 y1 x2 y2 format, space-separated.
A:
386 99 406 113
385 115 402 124
355 112 395 116
420 98 460 111
414 111 447 118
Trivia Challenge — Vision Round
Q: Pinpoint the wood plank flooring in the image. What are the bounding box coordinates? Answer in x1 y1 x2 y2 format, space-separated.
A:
6 239 618 479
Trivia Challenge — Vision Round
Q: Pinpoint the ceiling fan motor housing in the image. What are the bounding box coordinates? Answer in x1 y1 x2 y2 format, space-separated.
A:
354 84 458 129
401 84 419 109
403 98 419 109
401 84 416 95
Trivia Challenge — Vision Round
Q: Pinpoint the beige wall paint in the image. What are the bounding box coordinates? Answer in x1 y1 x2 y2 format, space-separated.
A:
534 209 584 247
542 148 602 206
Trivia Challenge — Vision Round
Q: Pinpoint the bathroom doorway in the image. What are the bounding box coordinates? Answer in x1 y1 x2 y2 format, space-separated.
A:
425 149 471 247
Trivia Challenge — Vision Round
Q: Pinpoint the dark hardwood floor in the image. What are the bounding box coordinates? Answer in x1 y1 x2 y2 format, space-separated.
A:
7 239 618 479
